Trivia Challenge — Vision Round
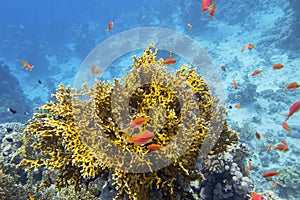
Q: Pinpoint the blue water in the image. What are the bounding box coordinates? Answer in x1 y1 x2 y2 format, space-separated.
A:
0 0 299 199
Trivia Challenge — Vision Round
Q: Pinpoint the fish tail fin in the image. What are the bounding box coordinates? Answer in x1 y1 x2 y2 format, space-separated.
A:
283 114 290 121
123 131 131 143
16 59 25 67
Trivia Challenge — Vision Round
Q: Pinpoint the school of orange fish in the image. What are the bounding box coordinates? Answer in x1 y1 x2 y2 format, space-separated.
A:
13 1 299 199
220 42 299 200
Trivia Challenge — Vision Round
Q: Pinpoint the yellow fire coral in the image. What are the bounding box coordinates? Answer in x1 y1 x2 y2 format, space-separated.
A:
18 44 238 199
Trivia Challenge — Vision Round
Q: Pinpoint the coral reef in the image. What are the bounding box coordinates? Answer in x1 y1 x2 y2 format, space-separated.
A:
229 121 255 143
18 44 240 199
261 190 284 200
197 143 253 200
0 122 108 200
277 166 300 198
0 123 27 200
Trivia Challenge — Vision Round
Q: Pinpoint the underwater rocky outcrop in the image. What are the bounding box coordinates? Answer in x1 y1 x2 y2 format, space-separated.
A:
11 45 263 200
0 123 27 200
0 61 33 123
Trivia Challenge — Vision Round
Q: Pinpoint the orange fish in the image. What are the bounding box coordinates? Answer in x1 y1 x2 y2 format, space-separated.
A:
282 122 291 133
255 132 261 140
262 171 280 178
129 117 149 128
202 0 213 12
266 143 273 151
245 167 250 176
91 65 96 73
252 69 263 76
263 134 268 138
187 23 192 31
271 180 285 188
91 65 103 74
106 21 113 32
126 130 154 145
221 66 226 72
251 192 263 200
284 101 300 121
241 44 246 52
248 43 254 51
272 63 284 70
280 139 288 146
248 160 253 170
276 180 285 185
17 59 34 71
285 82 300 90
271 181 278 189
235 104 242 109
147 144 164 150
233 80 238 89
274 144 289 152
208 7 216 18
163 58 176 65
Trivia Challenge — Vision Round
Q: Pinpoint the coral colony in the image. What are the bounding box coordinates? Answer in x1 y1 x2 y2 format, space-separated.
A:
16 45 254 200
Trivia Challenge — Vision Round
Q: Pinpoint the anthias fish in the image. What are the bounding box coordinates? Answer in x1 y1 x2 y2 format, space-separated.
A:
248 160 253 170
284 101 300 121
91 64 103 74
106 21 113 32
208 7 216 18
17 59 34 71
251 192 263 200
274 144 289 152
235 104 242 109
252 69 263 76
266 143 273 151
262 171 280 177
255 132 261 140
285 82 299 90
126 130 154 145
282 122 291 133
147 144 164 150
233 80 238 89
202 0 212 12
280 139 288 146
248 43 254 50
163 58 176 65
272 63 284 70
129 117 149 128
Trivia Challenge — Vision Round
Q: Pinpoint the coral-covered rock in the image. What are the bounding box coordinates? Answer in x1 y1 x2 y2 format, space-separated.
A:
198 143 252 200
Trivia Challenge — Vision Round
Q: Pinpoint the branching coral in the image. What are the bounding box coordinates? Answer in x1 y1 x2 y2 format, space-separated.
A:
18 44 238 200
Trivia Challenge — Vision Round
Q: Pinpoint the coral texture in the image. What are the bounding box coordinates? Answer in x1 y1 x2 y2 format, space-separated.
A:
197 143 253 200
18 44 239 200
